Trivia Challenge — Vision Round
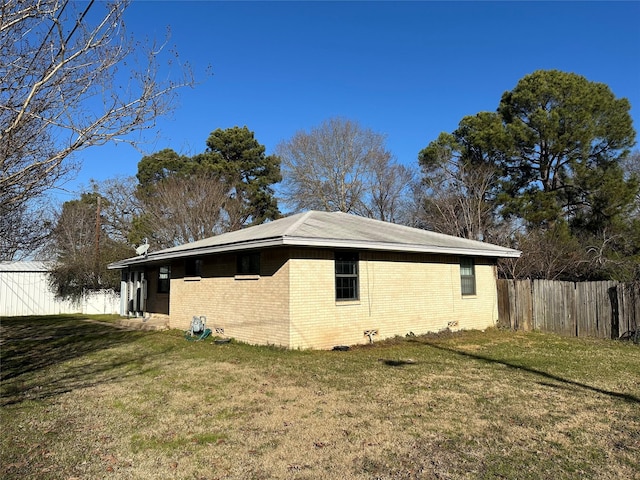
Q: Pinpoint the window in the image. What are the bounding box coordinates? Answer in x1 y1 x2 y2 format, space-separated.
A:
460 258 476 296
158 266 170 293
185 258 202 277
237 252 260 275
335 252 359 301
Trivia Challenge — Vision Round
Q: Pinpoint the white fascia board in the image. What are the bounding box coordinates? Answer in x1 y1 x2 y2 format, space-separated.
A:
108 237 287 269
108 235 520 270
280 237 521 258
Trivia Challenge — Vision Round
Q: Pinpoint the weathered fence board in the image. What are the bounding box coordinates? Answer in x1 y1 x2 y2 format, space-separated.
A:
496 280 511 329
515 280 533 331
533 280 576 336
497 279 533 331
617 283 640 341
497 279 638 340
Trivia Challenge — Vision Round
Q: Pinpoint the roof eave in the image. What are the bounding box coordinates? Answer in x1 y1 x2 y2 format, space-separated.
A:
282 236 520 258
108 237 288 269
108 236 520 269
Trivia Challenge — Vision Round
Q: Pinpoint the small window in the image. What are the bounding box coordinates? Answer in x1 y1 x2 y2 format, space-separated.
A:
237 252 260 275
460 258 476 296
158 266 170 293
335 252 359 301
185 258 202 277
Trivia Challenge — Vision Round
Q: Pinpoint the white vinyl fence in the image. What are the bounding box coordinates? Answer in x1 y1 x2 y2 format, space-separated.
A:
0 262 120 316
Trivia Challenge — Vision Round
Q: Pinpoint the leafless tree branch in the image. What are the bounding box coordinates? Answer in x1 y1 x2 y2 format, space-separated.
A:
278 117 413 222
139 174 243 249
1 0 195 258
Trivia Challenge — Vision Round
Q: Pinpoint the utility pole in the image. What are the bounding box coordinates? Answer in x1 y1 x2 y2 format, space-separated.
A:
95 195 101 287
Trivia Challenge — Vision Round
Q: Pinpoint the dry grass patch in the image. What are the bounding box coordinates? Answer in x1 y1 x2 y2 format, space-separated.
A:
1 316 639 479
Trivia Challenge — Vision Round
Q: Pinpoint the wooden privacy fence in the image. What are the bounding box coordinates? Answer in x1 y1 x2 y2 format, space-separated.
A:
497 279 639 340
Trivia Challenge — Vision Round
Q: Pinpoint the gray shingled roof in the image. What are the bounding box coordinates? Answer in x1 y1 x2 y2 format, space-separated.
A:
108 211 520 269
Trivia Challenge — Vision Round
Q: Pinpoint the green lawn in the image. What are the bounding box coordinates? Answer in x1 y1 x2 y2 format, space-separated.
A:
1 315 639 479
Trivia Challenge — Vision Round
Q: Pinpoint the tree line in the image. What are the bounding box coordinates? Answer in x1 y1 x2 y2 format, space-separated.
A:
417 70 638 282
47 69 640 300
1 3 637 299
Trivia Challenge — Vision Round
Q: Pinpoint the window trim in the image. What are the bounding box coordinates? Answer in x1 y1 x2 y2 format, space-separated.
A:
335 251 359 301
460 257 476 296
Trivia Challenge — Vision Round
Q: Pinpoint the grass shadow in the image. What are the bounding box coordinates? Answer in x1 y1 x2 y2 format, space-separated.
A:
378 359 418 367
422 340 640 404
0 315 162 406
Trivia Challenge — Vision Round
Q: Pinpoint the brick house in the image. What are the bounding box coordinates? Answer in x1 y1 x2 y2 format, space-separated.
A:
108 211 520 349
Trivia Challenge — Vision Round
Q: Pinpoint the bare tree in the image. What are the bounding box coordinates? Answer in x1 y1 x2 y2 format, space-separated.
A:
137 174 243 249
622 150 640 218
91 176 140 245
277 117 412 222
414 154 499 242
0 198 53 260
1 0 194 258
498 227 585 280
363 156 416 223
46 192 132 300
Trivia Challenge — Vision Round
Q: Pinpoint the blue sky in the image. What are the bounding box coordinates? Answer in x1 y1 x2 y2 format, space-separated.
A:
57 1 640 202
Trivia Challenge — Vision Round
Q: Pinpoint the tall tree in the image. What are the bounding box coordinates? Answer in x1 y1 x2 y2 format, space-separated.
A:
420 70 638 280
136 149 195 195
622 150 640 219
277 117 414 222
130 128 280 248
91 176 141 245
497 70 636 231
0 0 194 259
199 126 282 225
417 112 508 241
365 156 415 223
47 192 133 300
133 174 243 249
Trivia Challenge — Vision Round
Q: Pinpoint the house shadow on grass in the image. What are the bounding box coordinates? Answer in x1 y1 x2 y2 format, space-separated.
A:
0 316 168 406
378 358 418 367
422 341 640 405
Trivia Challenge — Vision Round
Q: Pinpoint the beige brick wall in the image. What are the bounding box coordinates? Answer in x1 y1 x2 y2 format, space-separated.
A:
153 246 499 349
289 249 498 349
167 249 290 346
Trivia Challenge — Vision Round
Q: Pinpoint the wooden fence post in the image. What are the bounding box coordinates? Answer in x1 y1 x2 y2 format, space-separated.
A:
608 285 620 339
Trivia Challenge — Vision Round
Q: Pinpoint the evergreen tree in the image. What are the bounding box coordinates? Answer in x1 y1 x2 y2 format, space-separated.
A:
419 70 638 280
199 126 281 225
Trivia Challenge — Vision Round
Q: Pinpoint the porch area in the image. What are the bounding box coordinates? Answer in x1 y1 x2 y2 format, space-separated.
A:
116 316 169 331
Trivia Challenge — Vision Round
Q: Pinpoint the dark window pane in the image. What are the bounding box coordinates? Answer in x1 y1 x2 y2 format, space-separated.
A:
461 276 475 295
237 252 260 275
335 252 359 300
158 265 170 293
336 277 357 300
185 259 202 277
336 260 357 275
460 258 476 296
